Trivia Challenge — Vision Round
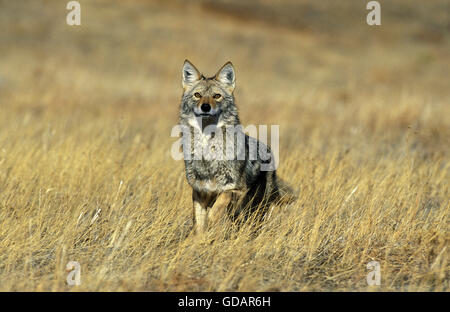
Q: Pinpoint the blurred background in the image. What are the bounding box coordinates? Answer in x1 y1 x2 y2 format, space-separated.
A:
1 0 448 148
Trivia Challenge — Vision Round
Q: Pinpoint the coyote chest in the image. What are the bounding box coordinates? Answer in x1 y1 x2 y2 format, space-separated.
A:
183 127 245 193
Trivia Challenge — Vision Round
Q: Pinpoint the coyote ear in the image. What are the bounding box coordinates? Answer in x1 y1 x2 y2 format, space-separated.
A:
182 60 201 89
215 62 235 93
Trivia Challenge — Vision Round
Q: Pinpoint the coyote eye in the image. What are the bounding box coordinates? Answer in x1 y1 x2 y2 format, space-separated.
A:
194 92 202 99
213 93 222 99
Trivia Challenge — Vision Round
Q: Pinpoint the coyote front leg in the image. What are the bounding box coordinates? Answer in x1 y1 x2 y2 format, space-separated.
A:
193 190 244 234
209 190 246 225
192 190 209 234
208 192 233 225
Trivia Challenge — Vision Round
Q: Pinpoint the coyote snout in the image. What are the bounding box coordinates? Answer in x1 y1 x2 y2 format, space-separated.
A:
179 60 295 234
194 98 219 116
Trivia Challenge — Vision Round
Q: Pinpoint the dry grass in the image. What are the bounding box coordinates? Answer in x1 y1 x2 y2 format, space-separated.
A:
0 0 448 291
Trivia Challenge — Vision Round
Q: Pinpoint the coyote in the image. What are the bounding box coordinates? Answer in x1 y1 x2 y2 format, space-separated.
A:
179 60 294 234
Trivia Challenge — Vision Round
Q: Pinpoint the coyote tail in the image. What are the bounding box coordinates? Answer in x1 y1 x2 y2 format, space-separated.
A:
276 178 298 205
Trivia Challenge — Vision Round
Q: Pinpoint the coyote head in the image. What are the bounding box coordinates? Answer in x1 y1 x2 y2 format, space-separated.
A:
180 60 239 130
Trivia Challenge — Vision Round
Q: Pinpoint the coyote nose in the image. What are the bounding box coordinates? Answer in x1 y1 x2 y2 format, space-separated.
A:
201 103 211 113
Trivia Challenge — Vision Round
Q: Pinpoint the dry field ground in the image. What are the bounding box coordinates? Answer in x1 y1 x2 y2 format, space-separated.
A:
0 0 448 291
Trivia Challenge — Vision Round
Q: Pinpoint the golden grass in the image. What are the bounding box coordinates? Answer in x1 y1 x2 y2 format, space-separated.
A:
0 0 448 291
